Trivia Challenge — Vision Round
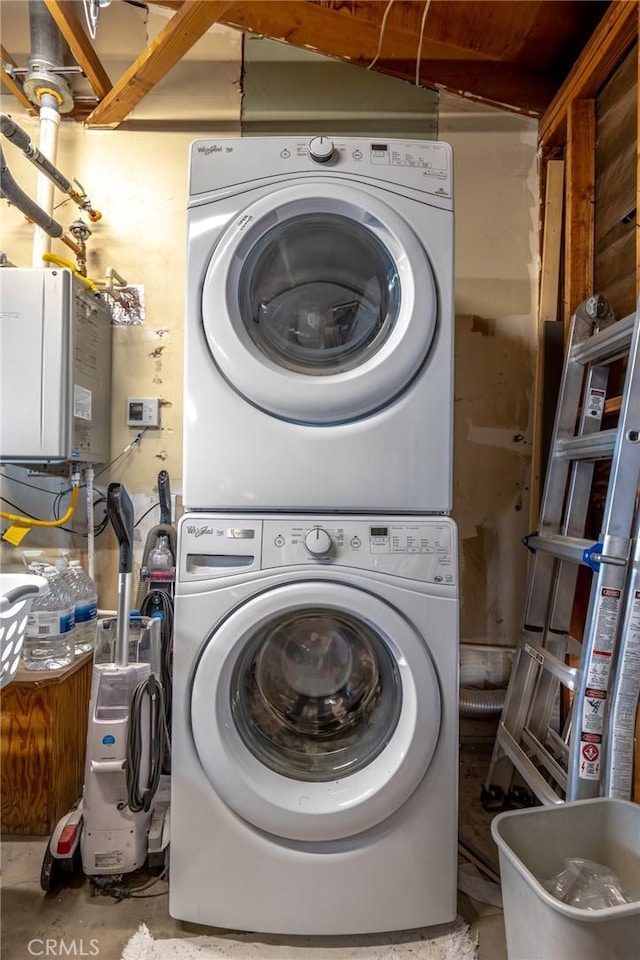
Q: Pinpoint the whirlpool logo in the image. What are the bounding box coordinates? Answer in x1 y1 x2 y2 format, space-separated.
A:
186 525 217 538
197 144 222 155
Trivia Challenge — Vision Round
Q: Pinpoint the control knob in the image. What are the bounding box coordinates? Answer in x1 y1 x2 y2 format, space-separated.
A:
304 527 333 556
308 137 335 164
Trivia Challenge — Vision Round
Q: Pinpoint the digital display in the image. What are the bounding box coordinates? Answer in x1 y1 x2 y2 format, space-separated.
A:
371 144 388 151
129 402 143 420
370 527 388 537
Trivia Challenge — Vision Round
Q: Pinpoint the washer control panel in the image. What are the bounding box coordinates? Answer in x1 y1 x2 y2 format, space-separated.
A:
263 520 455 584
179 516 457 585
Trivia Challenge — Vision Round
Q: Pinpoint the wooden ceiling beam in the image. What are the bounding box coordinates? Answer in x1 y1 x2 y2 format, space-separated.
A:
214 1 497 63
370 57 555 115
42 0 112 100
539 0 638 148
86 1 233 128
148 1 610 116
193 0 554 114
0 46 37 115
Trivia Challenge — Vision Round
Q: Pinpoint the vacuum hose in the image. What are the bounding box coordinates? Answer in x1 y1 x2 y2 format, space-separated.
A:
126 673 167 813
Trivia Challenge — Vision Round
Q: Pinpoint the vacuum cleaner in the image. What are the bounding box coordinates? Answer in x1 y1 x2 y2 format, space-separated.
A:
41 483 169 895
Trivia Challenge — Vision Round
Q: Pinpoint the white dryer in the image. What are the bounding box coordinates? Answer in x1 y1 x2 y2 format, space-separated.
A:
184 136 454 513
170 512 459 934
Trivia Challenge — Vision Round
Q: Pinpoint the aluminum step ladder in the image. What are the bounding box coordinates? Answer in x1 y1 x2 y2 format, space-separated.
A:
483 295 640 806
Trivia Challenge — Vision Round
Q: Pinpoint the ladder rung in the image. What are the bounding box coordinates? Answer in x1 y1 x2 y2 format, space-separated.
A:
521 727 568 788
523 639 580 690
556 430 618 461
526 533 592 564
526 533 627 567
546 726 569 757
496 724 564 804
571 311 636 366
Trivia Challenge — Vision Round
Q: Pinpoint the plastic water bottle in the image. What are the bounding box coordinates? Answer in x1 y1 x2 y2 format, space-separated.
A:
23 564 75 670
54 548 71 575
64 560 98 655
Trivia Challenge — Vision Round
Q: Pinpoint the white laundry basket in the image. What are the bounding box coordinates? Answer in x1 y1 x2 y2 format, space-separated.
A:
0 573 47 688
492 797 640 960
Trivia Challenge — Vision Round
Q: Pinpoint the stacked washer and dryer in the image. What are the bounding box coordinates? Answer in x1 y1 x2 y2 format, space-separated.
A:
171 136 458 935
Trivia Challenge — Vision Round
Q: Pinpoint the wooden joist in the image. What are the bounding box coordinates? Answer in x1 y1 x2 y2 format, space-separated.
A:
563 99 596 331
220 1 494 63
212 0 554 115
0 45 36 115
539 0 638 148
86 1 233 128
529 159 565 528
43 0 112 100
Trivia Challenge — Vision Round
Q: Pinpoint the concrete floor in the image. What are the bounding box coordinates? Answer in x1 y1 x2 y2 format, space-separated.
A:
0 743 507 960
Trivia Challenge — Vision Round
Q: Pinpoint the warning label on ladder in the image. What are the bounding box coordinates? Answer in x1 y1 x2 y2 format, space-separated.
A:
586 653 612 688
579 587 622 780
581 741 600 773
524 642 544 665
582 687 607 733
580 733 602 779
586 387 606 420
593 588 622 653
608 590 640 793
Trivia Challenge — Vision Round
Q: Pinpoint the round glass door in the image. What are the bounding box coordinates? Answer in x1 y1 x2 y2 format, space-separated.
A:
231 607 402 782
238 213 400 376
191 581 441 842
201 183 437 424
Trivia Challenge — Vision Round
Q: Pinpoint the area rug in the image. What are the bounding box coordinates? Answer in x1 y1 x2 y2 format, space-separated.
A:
122 919 478 960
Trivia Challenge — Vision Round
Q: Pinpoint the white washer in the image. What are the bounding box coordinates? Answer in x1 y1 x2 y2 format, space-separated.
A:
170 513 459 934
184 136 454 513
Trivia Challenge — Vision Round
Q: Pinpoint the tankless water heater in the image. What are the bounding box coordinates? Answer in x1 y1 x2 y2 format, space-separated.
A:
0 267 111 463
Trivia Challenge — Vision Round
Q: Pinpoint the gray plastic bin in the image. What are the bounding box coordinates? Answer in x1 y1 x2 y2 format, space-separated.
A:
491 798 640 960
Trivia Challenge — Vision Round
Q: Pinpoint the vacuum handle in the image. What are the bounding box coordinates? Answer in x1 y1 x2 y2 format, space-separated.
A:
158 470 171 526
107 483 134 574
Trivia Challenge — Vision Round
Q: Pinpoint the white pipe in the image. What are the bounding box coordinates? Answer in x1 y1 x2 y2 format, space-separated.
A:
32 99 60 267
85 464 95 581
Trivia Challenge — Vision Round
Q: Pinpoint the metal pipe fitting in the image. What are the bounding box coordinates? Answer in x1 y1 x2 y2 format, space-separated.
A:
0 144 64 238
24 1 74 113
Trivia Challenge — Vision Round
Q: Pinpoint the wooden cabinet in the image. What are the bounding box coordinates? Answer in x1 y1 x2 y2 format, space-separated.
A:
1 653 92 835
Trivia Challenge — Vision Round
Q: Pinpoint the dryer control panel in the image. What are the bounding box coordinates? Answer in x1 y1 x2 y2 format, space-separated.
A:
179 515 457 585
190 136 453 204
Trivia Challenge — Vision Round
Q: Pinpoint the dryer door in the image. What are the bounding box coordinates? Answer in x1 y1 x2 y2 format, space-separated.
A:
191 581 441 842
201 183 437 424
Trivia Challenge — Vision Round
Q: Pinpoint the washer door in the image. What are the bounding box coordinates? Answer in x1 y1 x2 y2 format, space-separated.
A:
191 581 441 841
201 183 437 424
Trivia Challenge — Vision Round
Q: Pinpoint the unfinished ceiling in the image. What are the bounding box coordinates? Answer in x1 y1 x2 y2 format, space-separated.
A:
1 0 611 126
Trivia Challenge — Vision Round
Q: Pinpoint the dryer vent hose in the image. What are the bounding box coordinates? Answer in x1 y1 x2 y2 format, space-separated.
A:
459 687 506 720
